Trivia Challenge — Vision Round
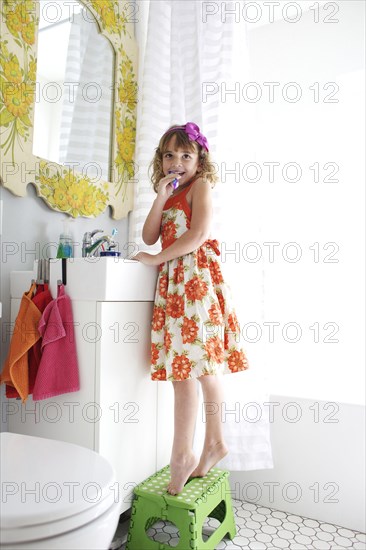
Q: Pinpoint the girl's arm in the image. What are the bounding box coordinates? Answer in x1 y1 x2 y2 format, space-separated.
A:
142 195 166 245
156 177 212 263
142 173 182 245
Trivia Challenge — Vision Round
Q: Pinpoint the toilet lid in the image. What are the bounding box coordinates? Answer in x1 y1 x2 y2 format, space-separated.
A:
1 432 118 544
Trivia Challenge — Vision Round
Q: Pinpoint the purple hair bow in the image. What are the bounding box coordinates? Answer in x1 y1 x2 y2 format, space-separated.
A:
184 122 209 151
165 122 209 152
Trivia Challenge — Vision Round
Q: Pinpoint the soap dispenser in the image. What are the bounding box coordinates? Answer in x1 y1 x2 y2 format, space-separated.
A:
56 217 73 258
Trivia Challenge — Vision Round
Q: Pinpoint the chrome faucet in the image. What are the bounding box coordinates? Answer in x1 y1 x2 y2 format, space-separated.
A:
82 230 116 257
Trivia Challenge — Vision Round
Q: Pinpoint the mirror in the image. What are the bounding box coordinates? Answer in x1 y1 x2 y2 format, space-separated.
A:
0 0 137 219
33 0 114 181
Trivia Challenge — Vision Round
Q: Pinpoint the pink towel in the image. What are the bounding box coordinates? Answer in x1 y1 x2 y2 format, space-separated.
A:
32 284 80 401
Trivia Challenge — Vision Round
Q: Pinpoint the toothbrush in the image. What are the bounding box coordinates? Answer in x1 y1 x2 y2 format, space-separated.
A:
168 171 179 190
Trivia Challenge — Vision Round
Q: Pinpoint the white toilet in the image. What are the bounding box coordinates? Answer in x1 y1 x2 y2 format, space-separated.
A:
0 432 121 549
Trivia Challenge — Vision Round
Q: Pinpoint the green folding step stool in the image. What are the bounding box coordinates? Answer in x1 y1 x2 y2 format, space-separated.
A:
126 465 237 550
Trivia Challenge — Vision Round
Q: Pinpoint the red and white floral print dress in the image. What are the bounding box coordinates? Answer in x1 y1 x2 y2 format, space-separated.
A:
150 175 249 382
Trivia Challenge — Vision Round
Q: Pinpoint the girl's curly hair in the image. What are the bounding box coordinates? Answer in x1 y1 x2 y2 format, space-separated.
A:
148 125 219 193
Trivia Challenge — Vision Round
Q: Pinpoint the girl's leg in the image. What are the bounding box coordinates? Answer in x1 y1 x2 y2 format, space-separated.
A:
190 375 228 478
167 378 199 495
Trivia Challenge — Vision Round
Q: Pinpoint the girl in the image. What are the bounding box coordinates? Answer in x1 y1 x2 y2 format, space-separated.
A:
133 122 249 495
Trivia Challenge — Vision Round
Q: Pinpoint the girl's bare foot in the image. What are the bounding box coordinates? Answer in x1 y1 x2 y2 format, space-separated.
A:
167 453 198 495
189 441 228 478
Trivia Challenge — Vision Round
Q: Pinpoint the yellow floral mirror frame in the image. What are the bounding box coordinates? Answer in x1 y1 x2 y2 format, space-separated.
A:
0 0 137 219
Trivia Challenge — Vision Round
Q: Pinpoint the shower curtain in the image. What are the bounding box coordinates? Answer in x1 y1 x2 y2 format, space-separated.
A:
130 0 274 471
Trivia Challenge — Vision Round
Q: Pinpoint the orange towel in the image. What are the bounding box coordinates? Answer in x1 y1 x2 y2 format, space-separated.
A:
0 283 41 402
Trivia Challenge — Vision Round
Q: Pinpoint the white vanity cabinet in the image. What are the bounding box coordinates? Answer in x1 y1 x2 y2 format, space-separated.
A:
7 276 174 513
95 301 158 510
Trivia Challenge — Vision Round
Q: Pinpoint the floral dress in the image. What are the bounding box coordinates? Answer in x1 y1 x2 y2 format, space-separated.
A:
150 175 249 382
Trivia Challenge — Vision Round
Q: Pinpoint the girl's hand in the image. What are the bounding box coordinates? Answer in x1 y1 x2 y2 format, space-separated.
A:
131 251 162 266
156 173 181 201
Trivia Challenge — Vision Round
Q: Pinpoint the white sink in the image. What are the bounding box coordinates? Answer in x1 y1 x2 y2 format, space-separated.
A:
49 258 158 301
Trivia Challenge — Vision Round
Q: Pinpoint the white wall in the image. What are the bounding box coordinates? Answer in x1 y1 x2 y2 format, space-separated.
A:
218 0 365 405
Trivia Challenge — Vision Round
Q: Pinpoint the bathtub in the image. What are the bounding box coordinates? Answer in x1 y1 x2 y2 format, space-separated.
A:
229 394 365 532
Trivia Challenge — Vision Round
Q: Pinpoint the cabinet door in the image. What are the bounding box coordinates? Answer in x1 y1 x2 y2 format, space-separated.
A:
7 301 96 451
96 302 157 513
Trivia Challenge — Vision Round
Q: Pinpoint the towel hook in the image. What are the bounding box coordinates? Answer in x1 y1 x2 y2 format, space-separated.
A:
57 258 67 286
32 259 45 285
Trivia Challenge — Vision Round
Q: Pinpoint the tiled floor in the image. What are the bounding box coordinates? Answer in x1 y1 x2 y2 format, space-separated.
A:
110 499 366 549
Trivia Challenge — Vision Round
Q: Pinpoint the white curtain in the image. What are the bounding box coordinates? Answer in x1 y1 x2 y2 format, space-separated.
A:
129 0 235 249
131 0 273 470
59 10 114 180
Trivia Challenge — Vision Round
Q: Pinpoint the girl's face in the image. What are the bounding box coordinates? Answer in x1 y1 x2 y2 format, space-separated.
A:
162 137 200 188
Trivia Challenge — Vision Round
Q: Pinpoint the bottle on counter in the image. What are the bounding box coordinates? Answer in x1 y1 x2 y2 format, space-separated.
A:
56 218 73 259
